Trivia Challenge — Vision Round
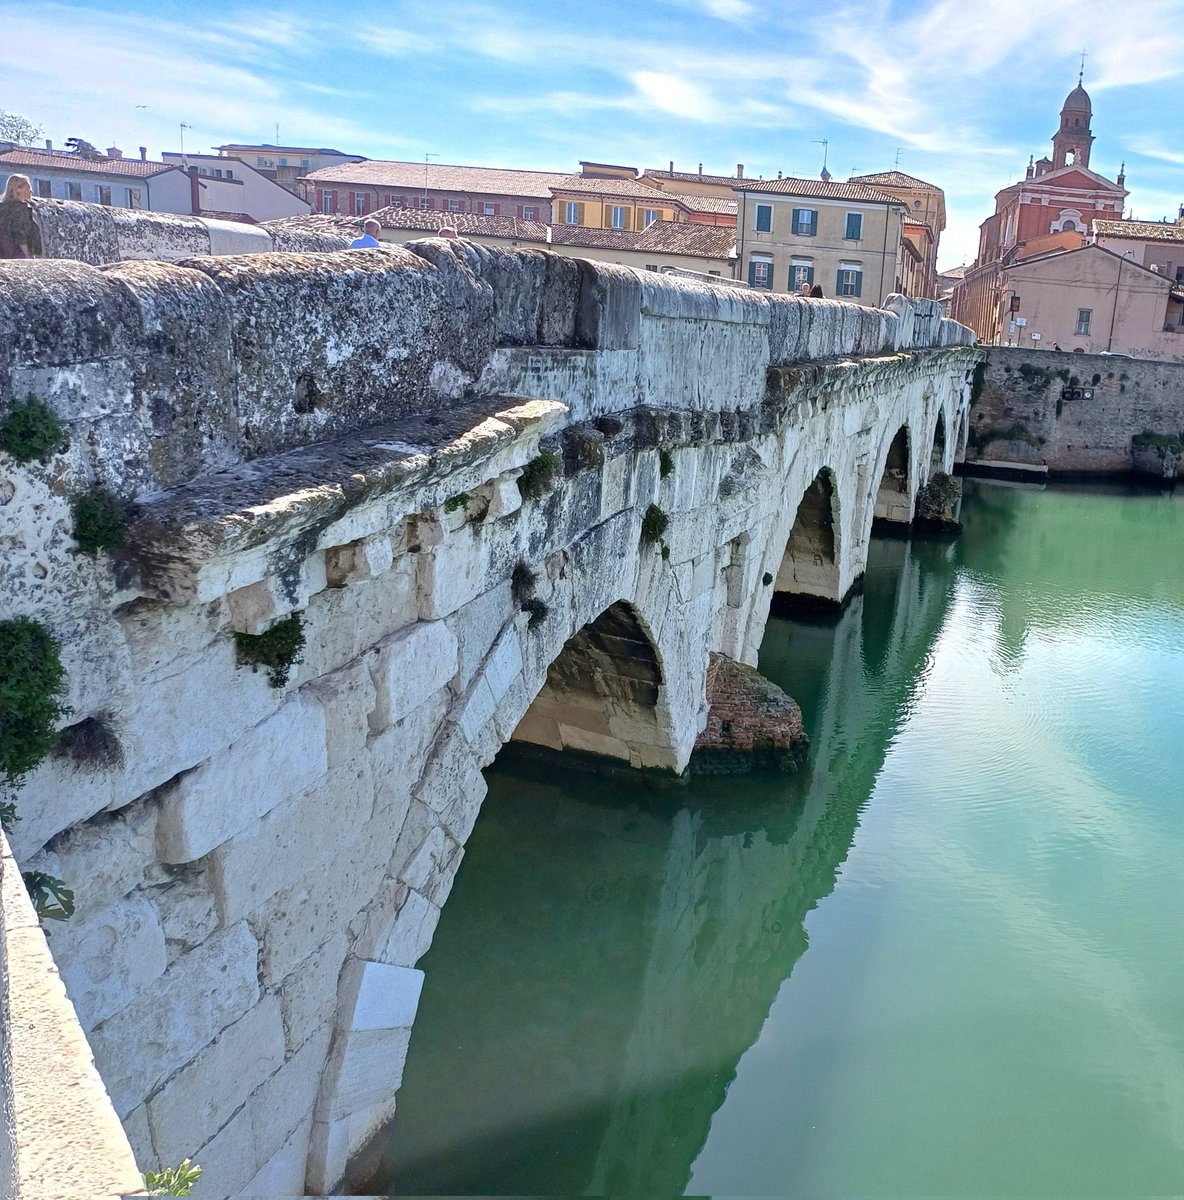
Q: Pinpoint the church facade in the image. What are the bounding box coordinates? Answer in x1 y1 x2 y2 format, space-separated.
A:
952 81 1128 342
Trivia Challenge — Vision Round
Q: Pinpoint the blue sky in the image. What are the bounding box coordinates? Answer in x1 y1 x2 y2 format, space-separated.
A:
3 0 1182 267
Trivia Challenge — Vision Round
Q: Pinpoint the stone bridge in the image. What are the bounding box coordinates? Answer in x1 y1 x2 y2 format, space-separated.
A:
0 241 977 1197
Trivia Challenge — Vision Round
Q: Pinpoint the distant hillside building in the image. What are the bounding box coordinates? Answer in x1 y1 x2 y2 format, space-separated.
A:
952 80 1129 340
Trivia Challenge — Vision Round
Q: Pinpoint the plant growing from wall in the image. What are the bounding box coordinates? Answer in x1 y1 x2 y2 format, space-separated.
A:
71 485 130 556
511 559 537 603
144 1159 203 1196
763 571 774 586
234 613 306 688
640 503 669 546
0 617 70 790
521 597 548 629
659 448 674 479
22 870 75 921
0 396 69 464
443 491 471 514
517 450 562 501
1132 430 1184 453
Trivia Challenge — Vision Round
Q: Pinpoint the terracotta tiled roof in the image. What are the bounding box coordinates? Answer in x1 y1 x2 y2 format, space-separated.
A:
674 194 737 215
552 219 734 259
0 148 172 177
1093 218 1184 242
553 174 674 200
644 167 747 187
302 159 568 198
369 207 548 241
734 176 905 205
848 169 942 191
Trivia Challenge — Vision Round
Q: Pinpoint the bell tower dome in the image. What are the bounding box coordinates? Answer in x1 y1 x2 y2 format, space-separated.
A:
1051 74 1094 169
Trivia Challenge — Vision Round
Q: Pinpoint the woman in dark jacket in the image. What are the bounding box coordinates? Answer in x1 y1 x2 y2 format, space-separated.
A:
0 174 43 259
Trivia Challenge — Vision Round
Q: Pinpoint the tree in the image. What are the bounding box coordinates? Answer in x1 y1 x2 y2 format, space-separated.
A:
0 111 43 146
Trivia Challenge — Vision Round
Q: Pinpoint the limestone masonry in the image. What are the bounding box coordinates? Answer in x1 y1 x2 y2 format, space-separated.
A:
0 238 976 1197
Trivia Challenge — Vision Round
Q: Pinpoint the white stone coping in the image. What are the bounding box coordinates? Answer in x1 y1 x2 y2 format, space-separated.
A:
0 833 144 1199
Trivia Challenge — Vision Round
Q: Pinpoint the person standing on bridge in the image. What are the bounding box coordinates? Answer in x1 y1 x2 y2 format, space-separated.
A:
0 174 42 259
810 283 824 299
349 218 382 249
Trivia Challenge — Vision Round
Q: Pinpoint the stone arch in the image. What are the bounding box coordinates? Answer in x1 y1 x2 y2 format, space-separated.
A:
929 410 947 480
872 425 912 527
955 404 970 464
511 600 677 771
774 468 841 603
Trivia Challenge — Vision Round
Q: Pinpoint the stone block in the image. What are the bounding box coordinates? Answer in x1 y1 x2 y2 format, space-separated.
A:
368 619 458 732
447 579 514 692
322 1026 411 1120
483 628 524 701
190 1105 257 1200
485 471 523 519
368 685 449 826
147 997 285 1166
53 892 167 1029
156 695 328 863
122 1104 153 1168
416 527 489 619
457 675 499 764
236 1115 312 1198
22 797 156 916
88 921 260 1116
153 869 219 962
209 759 375 925
248 1026 332 1169
413 733 486 818
338 959 425 1032
379 887 441 967
277 930 348 1054
398 824 448 892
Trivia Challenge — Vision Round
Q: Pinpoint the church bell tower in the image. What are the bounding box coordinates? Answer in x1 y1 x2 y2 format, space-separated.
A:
1051 73 1094 169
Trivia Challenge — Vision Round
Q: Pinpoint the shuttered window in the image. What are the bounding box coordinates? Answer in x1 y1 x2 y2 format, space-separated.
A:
748 256 773 289
790 260 814 288
755 204 772 232
792 208 817 236
836 263 863 297
844 212 863 240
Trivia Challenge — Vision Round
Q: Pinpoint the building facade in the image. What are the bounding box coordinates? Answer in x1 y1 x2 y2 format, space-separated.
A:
548 164 735 232
159 153 310 221
952 81 1128 340
300 160 568 223
734 177 905 304
213 145 364 195
0 145 194 213
848 170 946 298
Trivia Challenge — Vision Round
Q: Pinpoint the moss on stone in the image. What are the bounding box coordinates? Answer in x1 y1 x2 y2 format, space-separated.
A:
521 597 548 629
518 450 562 501
443 491 471 513
640 503 669 545
659 448 675 479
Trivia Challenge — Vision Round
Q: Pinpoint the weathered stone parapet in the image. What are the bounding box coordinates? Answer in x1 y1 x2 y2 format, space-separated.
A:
691 652 808 773
0 833 143 1200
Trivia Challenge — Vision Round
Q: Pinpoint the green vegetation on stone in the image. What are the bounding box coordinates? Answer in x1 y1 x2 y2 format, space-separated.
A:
443 491 471 514
518 451 563 501
640 503 669 545
22 870 75 921
521 597 548 629
144 1159 203 1196
234 613 306 688
0 617 70 789
71 486 129 556
0 396 69 464
659 448 675 479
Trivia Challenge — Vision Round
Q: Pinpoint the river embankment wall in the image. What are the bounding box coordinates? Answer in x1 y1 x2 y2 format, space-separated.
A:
968 347 1184 479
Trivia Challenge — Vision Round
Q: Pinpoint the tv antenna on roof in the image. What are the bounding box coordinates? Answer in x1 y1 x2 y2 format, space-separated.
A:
179 122 191 166
894 146 903 168
812 138 829 170
1078 48 1087 84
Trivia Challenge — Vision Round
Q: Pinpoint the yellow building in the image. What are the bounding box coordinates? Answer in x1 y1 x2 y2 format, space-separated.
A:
734 177 906 304
848 171 946 297
550 162 736 233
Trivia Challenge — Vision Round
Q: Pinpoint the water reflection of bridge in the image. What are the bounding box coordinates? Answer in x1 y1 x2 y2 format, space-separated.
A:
358 532 960 1195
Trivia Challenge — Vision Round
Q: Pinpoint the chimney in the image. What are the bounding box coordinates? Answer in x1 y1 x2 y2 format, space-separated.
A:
188 165 201 215
139 146 147 161
698 163 703 176
736 163 744 178
44 139 52 151
1117 161 1126 188
669 160 674 173
107 146 123 159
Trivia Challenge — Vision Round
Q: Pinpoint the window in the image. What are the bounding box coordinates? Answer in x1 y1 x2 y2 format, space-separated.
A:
791 208 816 236
483 202 499 216
1075 309 1092 335
844 212 863 240
66 182 82 200
256 157 268 167
610 205 627 229
418 196 432 210
836 263 863 297
97 185 111 206
300 159 311 171
748 256 773 289
790 259 814 288
642 208 658 227
320 190 334 214
755 203 772 232
278 157 288 168
353 192 366 215
646 264 659 271
125 187 143 209
709 270 721 276
226 170 234 180
35 178 51 198
522 205 537 220
566 201 580 225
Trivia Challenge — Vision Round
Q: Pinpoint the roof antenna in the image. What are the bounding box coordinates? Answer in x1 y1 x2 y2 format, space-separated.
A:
1078 49 1087 85
812 138 830 181
894 146 903 169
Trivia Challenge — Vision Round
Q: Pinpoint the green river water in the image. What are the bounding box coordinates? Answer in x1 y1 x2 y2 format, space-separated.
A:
355 479 1184 1197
